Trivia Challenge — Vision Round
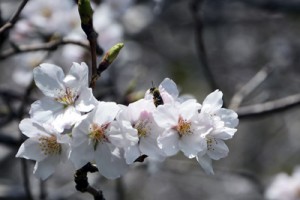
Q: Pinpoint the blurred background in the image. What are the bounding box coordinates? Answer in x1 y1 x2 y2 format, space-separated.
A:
1 0 300 199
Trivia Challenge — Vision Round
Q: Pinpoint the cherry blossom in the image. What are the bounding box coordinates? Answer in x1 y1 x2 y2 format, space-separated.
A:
111 99 166 164
265 167 300 200
30 62 97 131
196 90 238 174
153 99 209 158
69 101 128 179
16 118 70 180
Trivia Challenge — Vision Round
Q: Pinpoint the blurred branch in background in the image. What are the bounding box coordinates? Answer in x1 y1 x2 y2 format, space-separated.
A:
236 93 300 118
0 38 90 60
229 65 274 110
0 0 29 35
236 0 300 14
190 0 219 91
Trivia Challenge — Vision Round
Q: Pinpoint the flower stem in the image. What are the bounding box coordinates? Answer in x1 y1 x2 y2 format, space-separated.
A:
74 163 105 200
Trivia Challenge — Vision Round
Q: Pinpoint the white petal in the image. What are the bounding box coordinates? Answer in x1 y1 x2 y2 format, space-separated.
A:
71 114 92 146
108 120 138 148
207 139 229 160
140 136 166 161
160 78 179 99
16 139 47 161
157 130 179 156
64 62 89 89
29 97 64 128
216 108 239 128
33 63 65 98
196 154 214 175
128 99 155 122
19 118 48 138
202 90 223 114
212 127 237 140
153 104 178 129
179 100 201 121
93 102 120 125
95 143 128 179
53 106 81 130
69 140 94 169
124 145 141 164
179 134 207 158
75 87 97 112
33 155 60 180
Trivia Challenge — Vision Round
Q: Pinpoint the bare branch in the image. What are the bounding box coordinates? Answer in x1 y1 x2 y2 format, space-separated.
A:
190 0 218 91
235 0 300 14
236 93 300 118
21 159 34 200
229 65 274 110
0 0 29 34
0 38 89 60
86 186 105 200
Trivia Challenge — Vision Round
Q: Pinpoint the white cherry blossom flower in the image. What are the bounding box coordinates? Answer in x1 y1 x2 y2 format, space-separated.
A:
30 62 97 131
20 0 76 36
265 167 300 200
69 101 128 179
110 99 166 164
153 99 209 158
16 118 70 180
196 90 238 174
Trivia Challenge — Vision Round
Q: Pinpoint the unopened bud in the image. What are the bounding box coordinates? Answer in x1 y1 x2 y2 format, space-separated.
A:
78 0 93 25
103 43 124 64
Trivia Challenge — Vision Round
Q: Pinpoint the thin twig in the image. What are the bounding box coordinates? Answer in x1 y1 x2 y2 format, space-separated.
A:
86 186 106 200
190 0 218 91
21 159 34 200
229 65 274 110
40 180 47 200
236 93 300 118
0 38 89 60
235 0 300 14
0 134 21 147
88 32 98 87
0 0 29 34
74 163 105 200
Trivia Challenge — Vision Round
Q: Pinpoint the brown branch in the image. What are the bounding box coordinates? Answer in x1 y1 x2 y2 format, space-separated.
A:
86 186 105 200
229 65 274 110
236 93 300 118
0 0 29 34
21 159 34 200
190 0 218 91
235 0 300 14
0 38 89 60
74 163 105 200
87 32 98 88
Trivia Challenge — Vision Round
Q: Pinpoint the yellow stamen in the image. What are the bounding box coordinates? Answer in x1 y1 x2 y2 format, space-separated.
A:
206 138 217 151
176 116 192 136
39 135 61 156
89 123 109 150
134 121 148 138
55 88 77 105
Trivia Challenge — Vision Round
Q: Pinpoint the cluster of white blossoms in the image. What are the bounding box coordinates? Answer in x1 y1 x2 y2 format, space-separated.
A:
265 167 300 200
16 62 238 180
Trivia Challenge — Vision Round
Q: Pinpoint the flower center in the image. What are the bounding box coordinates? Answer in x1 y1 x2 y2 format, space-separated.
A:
55 88 77 106
89 123 110 150
134 120 149 138
42 7 52 18
39 135 61 156
206 137 217 151
176 116 192 136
